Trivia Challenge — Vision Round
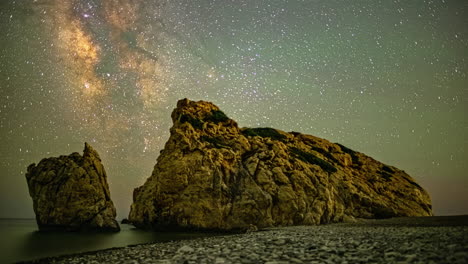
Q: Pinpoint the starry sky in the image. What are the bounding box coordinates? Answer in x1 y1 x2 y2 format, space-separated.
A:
0 0 466 219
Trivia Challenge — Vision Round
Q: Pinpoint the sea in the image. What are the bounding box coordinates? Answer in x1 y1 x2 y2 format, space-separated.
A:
0 219 215 263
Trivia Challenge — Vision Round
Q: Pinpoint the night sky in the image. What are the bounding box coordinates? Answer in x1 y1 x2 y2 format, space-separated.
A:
0 0 466 218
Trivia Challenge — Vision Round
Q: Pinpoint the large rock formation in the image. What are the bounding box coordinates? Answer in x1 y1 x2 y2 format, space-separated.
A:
129 99 432 231
26 143 120 232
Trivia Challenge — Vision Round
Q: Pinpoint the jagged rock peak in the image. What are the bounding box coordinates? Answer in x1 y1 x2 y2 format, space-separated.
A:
171 98 238 129
83 141 101 160
129 99 432 231
25 143 120 232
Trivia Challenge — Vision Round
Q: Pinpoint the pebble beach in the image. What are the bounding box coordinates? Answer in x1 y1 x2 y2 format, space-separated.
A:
21 216 468 264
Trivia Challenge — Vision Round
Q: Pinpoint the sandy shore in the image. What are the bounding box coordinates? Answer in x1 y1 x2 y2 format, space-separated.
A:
20 216 468 264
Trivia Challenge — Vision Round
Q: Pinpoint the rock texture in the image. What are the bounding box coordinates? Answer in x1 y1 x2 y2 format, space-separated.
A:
129 99 432 231
26 143 120 232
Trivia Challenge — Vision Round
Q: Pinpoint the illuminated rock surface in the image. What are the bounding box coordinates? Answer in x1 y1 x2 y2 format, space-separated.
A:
26 143 120 232
129 99 432 230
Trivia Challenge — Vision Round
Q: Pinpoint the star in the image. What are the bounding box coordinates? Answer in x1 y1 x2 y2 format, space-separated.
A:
0 0 466 219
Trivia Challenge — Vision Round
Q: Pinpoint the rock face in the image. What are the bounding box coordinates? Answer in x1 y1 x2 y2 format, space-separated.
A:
26 143 120 232
129 99 432 231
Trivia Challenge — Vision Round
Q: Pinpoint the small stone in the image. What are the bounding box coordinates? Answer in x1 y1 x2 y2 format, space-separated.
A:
177 245 195 254
154 260 172 264
405 254 418 261
385 251 400 259
289 257 303 263
274 239 287 245
215 257 226 264
320 246 330 251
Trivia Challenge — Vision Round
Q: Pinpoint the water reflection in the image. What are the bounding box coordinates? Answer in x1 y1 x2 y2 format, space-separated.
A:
1 219 220 263
21 229 121 259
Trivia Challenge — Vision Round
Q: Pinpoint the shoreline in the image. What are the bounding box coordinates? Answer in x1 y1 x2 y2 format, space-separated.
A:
18 216 468 264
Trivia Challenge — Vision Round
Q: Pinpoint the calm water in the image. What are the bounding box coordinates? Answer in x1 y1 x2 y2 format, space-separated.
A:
0 219 216 263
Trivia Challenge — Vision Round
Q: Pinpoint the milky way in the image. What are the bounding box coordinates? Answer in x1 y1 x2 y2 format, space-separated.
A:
0 0 467 218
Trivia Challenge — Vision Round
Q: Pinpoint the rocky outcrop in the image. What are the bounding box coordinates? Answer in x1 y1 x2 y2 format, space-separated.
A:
26 143 120 232
129 99 432 231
